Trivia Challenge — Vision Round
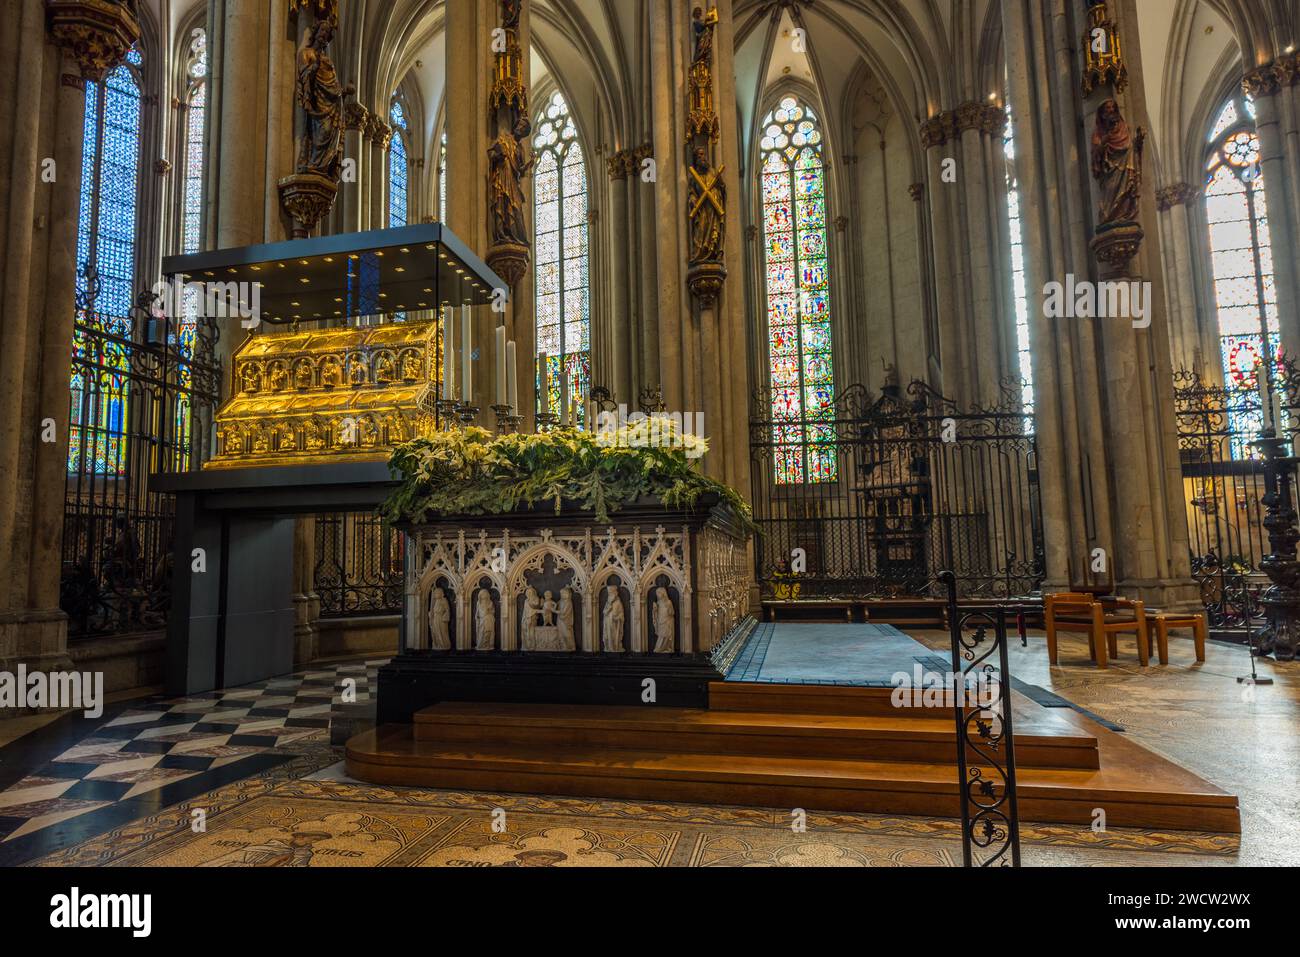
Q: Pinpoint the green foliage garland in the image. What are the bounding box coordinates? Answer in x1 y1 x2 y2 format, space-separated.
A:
380 424 753 531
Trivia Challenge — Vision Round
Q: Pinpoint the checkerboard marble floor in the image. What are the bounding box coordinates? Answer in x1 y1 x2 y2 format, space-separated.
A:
0 659 387 863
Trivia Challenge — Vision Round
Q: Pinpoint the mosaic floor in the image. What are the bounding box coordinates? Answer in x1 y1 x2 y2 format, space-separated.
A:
0 627 1293 867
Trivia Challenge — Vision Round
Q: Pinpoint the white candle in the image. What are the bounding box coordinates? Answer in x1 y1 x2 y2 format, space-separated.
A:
560 365 570 424
538 351 549 418
442 307 454 400
460 305 472 403
495 325 507 406
506 340 518 411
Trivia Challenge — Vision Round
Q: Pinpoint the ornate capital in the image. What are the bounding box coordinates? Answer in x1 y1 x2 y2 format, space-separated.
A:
45 0 142 82
344 102 371 134
920 102 1003 148
1156 182 1198 212
919 112 956 149
607 149 634 180
1242 51 1299 98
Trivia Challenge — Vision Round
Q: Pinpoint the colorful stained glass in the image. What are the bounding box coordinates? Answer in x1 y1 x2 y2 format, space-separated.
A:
760 95 837 483
1206 94 1280 455
532 92 589 425
70 53 143 474
438 131 448 222
1004 105 1034 415
388 101 409 228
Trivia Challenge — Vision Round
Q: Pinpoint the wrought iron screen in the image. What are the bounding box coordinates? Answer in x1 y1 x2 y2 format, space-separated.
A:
313 512 405 618
1174 367 1297 633
749 381 1043 601
61 300 220 640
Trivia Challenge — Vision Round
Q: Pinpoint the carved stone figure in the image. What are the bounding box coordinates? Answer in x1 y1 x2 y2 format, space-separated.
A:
240 365 260 393
691 6 716 68
475 588 495 651
652 587 676 654
294 18 354 180
557 587 575 651
601 585 625 653
542 590 557 627
487 116 534 247
294 360 313 390
428 586 451 650
502 0 521 30
688 146 726 264
1091 98 1145 227
400 352 421 381
375 353 396 384
521 586 542 648
320 358 341 388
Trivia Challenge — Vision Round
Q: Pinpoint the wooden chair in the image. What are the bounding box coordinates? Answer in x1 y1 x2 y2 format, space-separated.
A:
1148 612 1208 664
1044 593 1149 668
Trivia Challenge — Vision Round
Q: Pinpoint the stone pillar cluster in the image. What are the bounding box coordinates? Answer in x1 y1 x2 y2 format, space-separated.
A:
918 101 1015 407
1002 0 1195 606
0 0 142 672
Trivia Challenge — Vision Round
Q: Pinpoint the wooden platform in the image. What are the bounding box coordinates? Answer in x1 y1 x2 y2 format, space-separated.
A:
346 681 1241 833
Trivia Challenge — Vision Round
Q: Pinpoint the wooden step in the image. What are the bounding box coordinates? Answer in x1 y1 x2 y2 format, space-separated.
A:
345 725 1240 832
710 680 949 718
413 702 1100 770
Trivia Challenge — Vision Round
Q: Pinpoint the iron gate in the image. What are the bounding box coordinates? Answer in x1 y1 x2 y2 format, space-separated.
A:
61 294 221 639
749 381 1043 601
313 512 405 617
1173 367 1298 633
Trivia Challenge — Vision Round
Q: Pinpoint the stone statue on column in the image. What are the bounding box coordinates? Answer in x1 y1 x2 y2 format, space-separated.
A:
486 0 532 290
1088 98 1146 273
278 13 353 237
428 586 451 650
686 6 726 304
475 588 496 651
652 587 675 654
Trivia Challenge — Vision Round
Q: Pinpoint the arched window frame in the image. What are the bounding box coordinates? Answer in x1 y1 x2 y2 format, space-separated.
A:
757 91 837 485
174 24 208 258
532 88 591 426
70 45 147 476
1202 92 1276 455
388 97 411 229
1003 102 1033 415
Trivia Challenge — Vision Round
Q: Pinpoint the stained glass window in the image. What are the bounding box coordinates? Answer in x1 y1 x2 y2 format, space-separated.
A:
760 95 836 483
389 100 409 228
70 48 143 474
532 91 589 426
175 30 208 464
1003 105 1033 414
438 130 447 222
1205 93 1278 456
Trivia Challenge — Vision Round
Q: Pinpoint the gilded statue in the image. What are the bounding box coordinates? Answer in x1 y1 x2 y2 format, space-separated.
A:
1091 98 1145 228
691 6 717 68
295 18 354 180
502 0 521 31
487 116 534 247
688 147 726 264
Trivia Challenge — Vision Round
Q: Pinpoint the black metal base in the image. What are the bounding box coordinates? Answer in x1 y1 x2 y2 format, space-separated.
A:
376 653 725 723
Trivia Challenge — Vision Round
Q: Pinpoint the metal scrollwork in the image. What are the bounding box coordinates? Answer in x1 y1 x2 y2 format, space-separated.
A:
941 570 1021 867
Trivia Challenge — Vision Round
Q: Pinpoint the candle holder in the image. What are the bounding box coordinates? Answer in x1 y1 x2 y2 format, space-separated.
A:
437 398 459 431
536 411 560 433
491 404 516 433
455 402 480 427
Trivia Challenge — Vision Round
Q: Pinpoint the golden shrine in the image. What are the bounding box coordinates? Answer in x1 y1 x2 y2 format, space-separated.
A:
206 319 439 470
